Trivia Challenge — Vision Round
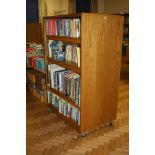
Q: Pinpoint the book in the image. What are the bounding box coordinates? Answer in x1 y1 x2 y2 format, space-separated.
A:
48 64 65 88
76 47 80 67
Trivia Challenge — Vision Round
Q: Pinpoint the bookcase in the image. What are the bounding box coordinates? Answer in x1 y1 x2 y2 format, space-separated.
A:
43 13 124 134
26 43 46 103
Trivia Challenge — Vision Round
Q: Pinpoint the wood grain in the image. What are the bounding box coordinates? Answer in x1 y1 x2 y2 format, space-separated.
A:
80 13 124 132
26 22 42 44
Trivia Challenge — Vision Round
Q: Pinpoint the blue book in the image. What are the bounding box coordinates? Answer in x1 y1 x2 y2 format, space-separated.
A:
64 20 66 36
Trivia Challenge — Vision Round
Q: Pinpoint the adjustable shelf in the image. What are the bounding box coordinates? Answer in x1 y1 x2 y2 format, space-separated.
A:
47 86 80 110
47 35 81 44
48 58 81 74
26 65 45 74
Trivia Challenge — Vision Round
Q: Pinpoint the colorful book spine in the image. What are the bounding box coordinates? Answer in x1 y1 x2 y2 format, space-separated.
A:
47 18 80 38
48 65 80 106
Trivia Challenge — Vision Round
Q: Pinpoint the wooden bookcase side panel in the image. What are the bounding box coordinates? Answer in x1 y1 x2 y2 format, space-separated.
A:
80 14 124 132
43 18 50 104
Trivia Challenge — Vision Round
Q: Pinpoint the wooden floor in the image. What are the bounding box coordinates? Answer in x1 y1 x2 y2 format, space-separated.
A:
26 77 129 155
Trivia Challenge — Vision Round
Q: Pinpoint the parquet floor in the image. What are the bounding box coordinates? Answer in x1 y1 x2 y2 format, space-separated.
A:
26 77 129 155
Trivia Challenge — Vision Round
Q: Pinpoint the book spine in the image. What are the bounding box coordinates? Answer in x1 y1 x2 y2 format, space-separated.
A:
76 47 80 67
48 65 51 87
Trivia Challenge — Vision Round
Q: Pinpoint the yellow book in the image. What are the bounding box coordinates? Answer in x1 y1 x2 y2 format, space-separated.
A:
71 19 74 37
76 47 80 67
73 19 76 37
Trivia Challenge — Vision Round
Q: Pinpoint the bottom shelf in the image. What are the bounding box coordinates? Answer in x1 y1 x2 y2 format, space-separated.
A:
28 86 45 103
48 104 80 132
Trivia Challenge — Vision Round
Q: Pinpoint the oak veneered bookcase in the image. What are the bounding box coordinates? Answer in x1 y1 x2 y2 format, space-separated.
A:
43 13 124 134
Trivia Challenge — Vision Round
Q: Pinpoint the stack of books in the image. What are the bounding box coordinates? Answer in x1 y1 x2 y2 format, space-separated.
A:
26 43 45 72
48 64 80 106
48 40 80 67
47 18 80 38
47 91 80 125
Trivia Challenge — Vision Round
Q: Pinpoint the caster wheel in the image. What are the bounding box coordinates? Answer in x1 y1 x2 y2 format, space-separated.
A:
64 121 68 125
104 122 113 127
48 108 52 112
80 133 86 137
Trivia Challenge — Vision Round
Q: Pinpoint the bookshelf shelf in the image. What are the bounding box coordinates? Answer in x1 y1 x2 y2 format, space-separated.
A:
48 58 81 74
34 68 45 74
48 104 80 131
44 13 124 133
26 65 45 74
48 86 80 110
47 35 81 44
26 64 33 69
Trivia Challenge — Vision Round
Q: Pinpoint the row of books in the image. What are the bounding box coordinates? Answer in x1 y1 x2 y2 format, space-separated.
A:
48 40 80 67
27 71 46 103
27 56 45 72
29 84 45 103
47 18 80 38
26 43 44 57
48 64 80 106
47 91 80 125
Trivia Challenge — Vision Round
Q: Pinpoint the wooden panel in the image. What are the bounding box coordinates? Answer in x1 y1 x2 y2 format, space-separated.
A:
80 13 124 132
26 22 42 44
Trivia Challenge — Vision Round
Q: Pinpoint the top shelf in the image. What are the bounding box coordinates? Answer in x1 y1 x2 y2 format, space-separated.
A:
47 35 81 44
43 13 81 19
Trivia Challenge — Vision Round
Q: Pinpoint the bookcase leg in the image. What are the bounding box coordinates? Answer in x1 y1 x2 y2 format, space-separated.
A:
48 107 52 112
64 121 68 125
